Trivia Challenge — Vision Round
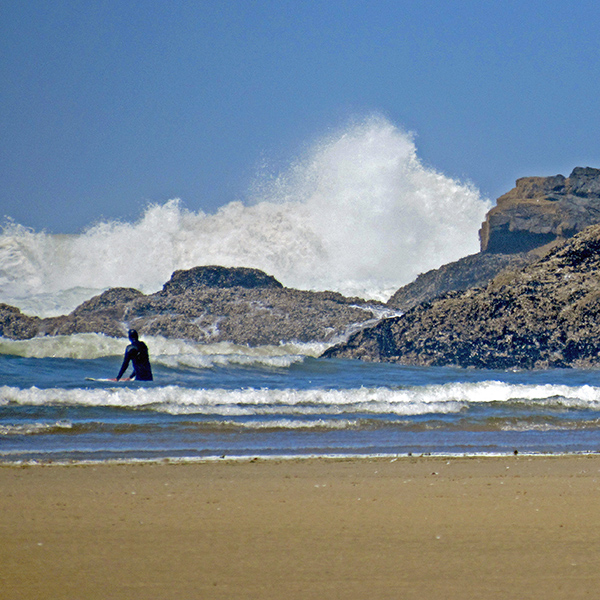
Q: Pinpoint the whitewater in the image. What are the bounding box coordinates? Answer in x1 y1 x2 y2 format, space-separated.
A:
0 116 489 317
3 115 600 462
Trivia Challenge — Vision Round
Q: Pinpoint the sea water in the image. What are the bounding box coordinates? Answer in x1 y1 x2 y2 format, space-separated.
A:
2 116 599 462
2 334 600 462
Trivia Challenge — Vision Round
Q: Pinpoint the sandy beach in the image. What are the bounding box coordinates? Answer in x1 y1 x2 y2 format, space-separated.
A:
1 455 600 599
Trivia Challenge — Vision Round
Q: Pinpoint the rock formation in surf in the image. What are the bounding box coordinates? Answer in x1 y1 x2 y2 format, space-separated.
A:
480 167 600 254
0 266 384 346
388 167 600 311
386 252 534 312
323 223 600 369
0 304 41 340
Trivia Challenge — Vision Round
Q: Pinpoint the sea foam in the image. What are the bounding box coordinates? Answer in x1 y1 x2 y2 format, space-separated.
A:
3 382 600 416
0 116 491 316
0 333 328 366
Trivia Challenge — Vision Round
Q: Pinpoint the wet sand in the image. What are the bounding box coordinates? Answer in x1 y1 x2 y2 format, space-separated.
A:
1 455 600 599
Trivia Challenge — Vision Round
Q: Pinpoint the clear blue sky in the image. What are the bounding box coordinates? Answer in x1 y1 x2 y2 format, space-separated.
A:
2 0 600 233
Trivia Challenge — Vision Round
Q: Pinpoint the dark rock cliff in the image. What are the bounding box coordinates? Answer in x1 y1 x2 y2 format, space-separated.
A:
324 224 600 369
479 167 600 254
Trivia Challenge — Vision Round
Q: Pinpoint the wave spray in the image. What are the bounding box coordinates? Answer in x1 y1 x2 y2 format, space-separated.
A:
0 116 490 316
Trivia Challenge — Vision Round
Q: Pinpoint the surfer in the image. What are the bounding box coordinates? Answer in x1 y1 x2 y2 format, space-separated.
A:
116 329 153 381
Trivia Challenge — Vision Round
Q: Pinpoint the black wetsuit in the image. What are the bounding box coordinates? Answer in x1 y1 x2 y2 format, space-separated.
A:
116 340 153 381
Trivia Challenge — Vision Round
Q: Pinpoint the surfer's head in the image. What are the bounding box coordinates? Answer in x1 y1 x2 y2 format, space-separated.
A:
128 329 139 341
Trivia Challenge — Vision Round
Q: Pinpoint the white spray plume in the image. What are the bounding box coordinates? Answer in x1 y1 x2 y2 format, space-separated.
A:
0 115 490 316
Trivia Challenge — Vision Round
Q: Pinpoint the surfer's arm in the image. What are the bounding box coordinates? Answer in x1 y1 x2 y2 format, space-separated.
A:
116 347 134 381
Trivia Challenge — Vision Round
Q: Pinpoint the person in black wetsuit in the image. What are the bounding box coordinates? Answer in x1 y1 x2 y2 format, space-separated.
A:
116 329 153 381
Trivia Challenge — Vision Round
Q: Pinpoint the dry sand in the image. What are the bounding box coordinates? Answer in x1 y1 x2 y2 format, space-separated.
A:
1 455 600 599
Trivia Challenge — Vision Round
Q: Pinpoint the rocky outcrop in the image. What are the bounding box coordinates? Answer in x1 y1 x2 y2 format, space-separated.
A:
387 252 534 312
123 287 376 346
161 265 283 294
0 267 382 346
388 167 600 311
37 288 144 338
479 167 600 254
323 224 600 369
0 304 40 340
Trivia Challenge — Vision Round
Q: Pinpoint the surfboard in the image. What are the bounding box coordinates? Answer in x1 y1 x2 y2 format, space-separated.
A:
85 377 130 382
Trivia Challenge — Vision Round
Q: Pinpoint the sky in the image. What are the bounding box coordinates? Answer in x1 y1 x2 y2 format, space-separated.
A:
2 0 600 234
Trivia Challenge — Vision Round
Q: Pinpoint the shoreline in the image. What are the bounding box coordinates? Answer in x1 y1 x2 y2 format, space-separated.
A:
1 448 599 466
3 454 600 599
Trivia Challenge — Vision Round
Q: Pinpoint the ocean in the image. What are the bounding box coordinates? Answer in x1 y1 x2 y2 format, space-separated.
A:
2 334 600 462
2 116 599 463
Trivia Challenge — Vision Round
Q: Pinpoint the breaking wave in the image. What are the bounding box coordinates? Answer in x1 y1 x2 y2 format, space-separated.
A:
0 333 327 368
0 115 490 316
3 381 600 417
